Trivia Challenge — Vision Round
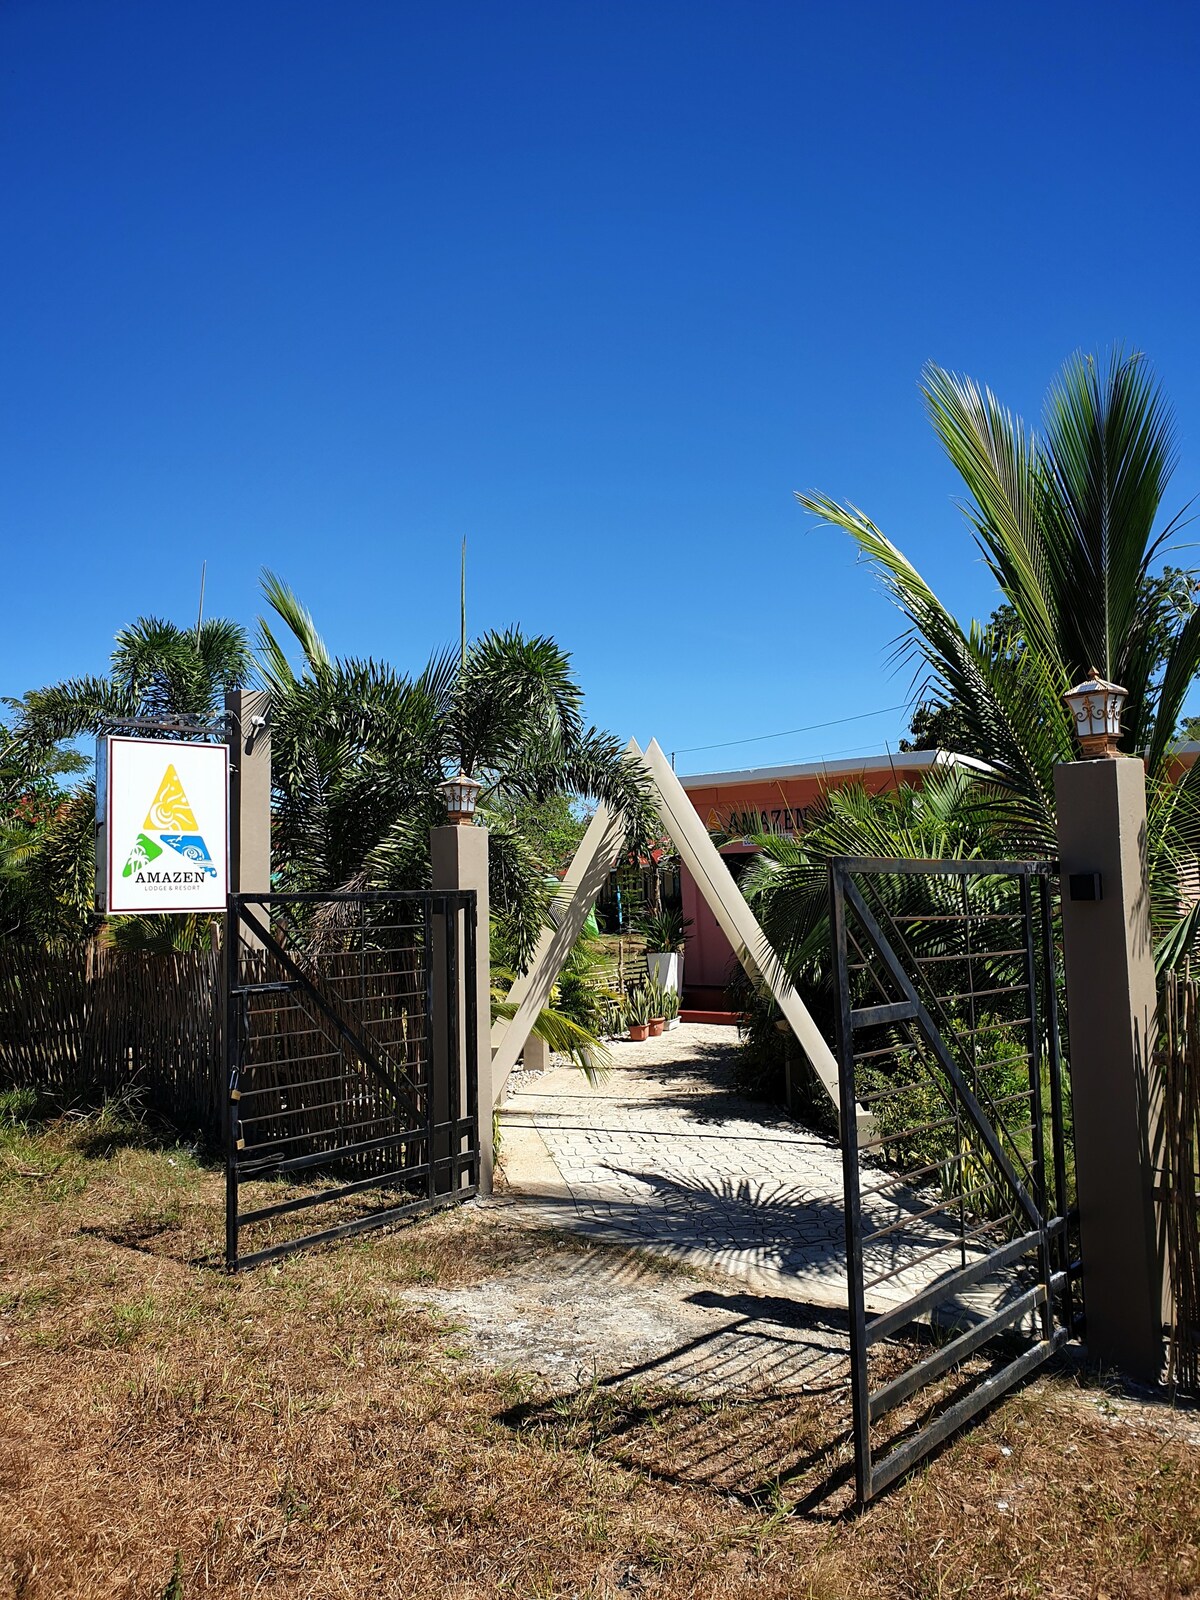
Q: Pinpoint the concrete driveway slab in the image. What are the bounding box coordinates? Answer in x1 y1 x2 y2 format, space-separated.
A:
495 1023 968 1313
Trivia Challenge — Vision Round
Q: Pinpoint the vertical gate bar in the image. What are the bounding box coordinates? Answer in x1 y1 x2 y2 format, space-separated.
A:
359 901 366 1019
224 897 242 1273
831 861 872 1506
423 896 436 1201
962 876 979 1090
445 892 461 1188
958 876 974 1268
463 890 479 1187
1038 871 1073 1330
1020 874 1054 1343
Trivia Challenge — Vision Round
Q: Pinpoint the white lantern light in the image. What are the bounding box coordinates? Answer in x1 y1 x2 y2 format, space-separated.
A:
438 771 483 825
1063 669 1128 759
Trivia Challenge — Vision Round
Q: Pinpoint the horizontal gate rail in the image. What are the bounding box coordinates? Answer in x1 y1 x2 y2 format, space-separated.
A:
831 856 1079 1507
225 888 479 1270
865 1333 1068 1500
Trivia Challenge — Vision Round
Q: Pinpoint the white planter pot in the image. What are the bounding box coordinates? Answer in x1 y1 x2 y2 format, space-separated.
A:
646 951 682 993
665 1016 681 1030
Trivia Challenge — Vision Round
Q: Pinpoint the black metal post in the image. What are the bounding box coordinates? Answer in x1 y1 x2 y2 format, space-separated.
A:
1038 871 1073 1330
1020 873 1054 1342
224 896 242 1272
463 891 479 1190
424 895 438 1201
444 892 461 1190
831 861 872 1507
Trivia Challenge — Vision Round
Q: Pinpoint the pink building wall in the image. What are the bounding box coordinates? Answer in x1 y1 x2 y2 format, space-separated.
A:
675 751 969 1014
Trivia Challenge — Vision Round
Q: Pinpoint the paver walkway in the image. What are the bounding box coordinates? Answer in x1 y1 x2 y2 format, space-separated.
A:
496 1022 968 1314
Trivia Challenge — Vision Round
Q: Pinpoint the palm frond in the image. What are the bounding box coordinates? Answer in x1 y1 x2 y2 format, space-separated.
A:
795 492 1068 844
259 569 332 678
923 364 1059 670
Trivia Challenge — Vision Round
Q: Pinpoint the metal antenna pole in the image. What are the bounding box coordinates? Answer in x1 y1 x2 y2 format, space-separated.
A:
195 560 207 644
460 537 467 673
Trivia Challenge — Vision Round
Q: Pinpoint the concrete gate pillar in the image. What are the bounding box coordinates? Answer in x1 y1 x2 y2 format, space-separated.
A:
430 823 492 1196
225 690 271 895
1055 756 1164 1380
225 689 271 948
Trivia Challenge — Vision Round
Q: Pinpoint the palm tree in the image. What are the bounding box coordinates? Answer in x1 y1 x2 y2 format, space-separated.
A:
0 709 91 939
259 571 654 966
786 348 1200 965
741 763 1016 981
6 618 254 941
19 616 254 745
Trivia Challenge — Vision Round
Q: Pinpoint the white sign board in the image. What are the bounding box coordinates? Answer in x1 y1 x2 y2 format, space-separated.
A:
97 736 230 914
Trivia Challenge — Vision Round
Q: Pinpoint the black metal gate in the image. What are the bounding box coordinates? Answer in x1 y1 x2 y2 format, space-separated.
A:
225 889 479 1270
830 858 1079 1505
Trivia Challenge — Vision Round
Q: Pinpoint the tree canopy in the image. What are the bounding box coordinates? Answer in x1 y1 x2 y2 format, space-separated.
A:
746 349 1200 986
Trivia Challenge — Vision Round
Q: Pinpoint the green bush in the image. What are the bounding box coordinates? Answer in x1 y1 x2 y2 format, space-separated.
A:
858 1015 1067 1224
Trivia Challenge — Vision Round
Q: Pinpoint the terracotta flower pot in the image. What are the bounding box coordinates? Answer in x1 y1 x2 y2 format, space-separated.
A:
628 1023 649 1042
648 1017 665 1037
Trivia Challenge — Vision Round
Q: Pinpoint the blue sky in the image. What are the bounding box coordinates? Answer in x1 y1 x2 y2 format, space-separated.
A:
3 0 1199 773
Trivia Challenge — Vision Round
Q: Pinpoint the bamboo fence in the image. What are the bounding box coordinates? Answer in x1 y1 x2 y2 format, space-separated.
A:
0 942 223 1135
0 933 433 1178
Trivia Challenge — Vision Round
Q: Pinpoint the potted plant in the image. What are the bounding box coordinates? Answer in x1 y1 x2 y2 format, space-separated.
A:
624 985 652 1042
639 906 692 996
647 979 666 1037
662 985 681 1031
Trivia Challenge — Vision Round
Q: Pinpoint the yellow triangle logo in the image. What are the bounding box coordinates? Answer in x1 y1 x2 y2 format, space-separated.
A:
143 765 198 832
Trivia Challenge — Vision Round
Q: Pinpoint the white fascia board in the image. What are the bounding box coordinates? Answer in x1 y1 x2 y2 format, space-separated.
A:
678 749 991 789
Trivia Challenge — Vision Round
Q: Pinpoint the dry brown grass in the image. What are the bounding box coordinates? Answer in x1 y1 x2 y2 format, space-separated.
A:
1 1102 1198 1599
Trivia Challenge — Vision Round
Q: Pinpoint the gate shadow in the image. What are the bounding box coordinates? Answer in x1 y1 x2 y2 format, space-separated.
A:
496 1286 860 1518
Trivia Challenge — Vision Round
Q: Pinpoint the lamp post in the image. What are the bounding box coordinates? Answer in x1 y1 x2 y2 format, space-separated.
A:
438 771 482 826
1063 670 1128 759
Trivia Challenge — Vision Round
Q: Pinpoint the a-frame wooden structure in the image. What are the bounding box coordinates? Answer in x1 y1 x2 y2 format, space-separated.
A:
490 737 845 1117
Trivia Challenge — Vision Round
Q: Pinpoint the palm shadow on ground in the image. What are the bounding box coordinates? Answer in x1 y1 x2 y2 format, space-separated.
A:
579 1039 818 1130
518 1158 965 1312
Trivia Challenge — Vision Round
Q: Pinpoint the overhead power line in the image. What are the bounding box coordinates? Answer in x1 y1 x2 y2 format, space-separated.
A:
672 703 910 760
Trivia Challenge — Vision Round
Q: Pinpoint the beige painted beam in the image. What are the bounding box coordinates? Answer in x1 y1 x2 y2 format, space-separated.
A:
639 737 844 1113
489 789 629 1099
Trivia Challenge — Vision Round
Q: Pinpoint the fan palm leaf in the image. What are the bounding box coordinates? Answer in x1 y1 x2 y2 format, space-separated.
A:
260 578 653 970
